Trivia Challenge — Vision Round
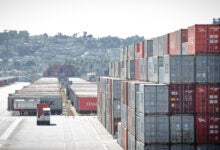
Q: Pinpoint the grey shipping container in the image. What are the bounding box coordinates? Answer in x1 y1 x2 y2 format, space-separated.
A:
139 84 157 114
128 82 140 109
144 40 153 58
148 57 158 83
153 37 159 56
128 60 135 80
113 100 121 118
112 79 122 100
158 57 164 84
139 59 145 81
182 55 195 83
159 34 169 56
117 122 122 146
171 144 195 150
121 103 127 127
128 107 136 136
128 45 135 60
139 84 168 114
136 140 145 150
208 55 220 83
182 42 188 55
195 55 208 83
170 115 194 144
138 113 169 144
196 145 220 150
143 58 148 81
145 145 169 150
136 141 169 150
163 55 182 84
128 132 135 150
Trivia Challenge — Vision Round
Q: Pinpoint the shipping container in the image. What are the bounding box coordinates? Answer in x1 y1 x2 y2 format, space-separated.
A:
158 57 164 84
113 100 121 118
143 58 148 81
169 85 195 114
170 115 194 144
135 59 140 80
195 84 220 114
111 118 121 136
136 141 169 150
144 40 153 58
111 78 122 100
196 145 220 150
148 56 158 83
121 81 128 105
188 24 220 54
118 122 122 146
195 55 208 83
128 60 135 80
163 55 182 84
139 58 145 81
152 37 159 56
182 42 188 55
139 84 168 114
128 131 135 150
169 29 188 55
127 107 135 136
182 55 195 83
135 41 145 59
158 34 169 56
128 45 135 60
196 115 220 144
208 55 220 83
121 125 128 150
121 103 127 128
171 144 195 150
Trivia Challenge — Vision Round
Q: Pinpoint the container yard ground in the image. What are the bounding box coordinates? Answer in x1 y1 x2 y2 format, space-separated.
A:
0 116 122 150
0 83 122 150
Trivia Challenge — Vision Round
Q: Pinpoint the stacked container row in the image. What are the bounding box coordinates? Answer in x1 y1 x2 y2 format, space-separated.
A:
8 77 62 115
0 77 18 87
67 78 97 113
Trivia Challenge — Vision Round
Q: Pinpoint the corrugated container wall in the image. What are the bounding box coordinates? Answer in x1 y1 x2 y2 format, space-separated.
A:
139 59 145 81
196 115 220 144
170 115 194 144
195 84 220 114
187 24 220 54
208 55 220 83
128 131 135 150
182 55 195 83
158 34 169 56
163 55 182 84
169 29 188 55
148 57 158 83
152 37 159 56
128 60 135 80
144 40 153 58
195 55 208 83
135 59 140 80
128 45 135 60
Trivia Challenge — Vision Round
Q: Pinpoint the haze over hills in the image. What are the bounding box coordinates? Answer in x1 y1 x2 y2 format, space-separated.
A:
0 30 144 81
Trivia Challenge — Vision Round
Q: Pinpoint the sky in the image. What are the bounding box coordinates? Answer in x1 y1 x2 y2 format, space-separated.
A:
0 0 219 38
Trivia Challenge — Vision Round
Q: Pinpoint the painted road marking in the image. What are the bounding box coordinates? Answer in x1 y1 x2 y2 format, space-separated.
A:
0 118 22 140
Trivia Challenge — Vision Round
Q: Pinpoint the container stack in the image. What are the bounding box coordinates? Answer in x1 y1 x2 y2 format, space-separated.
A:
98 23 220 150
67 78 97 114
8 77 62 115
97 77 123 136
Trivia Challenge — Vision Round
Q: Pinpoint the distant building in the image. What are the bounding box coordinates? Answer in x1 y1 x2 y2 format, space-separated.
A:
43 64 75 78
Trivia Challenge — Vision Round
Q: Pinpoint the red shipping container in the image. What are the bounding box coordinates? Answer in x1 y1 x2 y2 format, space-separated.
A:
135 59 140 80
121 125 128 150
127 107 132 133
169 85 182 113
196 115 220 144
78 97 97 111
169 85 195 114
188 24 220 54
112 118 121 136
169 29 188 55
121 81 128 105
195 84 220 114
135 43 140 60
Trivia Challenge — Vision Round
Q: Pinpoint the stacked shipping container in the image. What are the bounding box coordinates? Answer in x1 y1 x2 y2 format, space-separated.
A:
67 78 97 113
99 23 220 150
0 77 17 87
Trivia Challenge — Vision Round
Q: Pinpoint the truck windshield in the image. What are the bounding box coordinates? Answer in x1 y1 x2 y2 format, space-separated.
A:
43 111 50 116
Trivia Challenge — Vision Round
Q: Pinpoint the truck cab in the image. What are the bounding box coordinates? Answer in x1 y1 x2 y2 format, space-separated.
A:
37 103 51 125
